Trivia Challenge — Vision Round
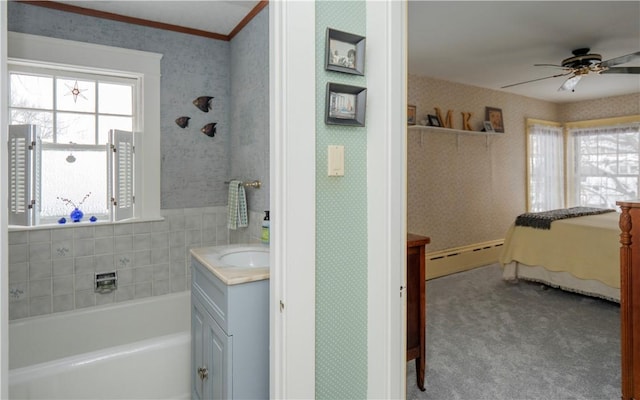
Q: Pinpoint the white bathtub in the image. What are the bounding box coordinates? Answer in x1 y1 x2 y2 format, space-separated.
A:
9 292 191 399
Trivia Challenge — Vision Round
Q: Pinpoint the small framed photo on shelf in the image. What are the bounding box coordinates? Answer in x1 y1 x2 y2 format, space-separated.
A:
483 121 495 132
325 28 366 75
325 82 367 126
407 105 417 126
485 107 504 133
428 114 442 127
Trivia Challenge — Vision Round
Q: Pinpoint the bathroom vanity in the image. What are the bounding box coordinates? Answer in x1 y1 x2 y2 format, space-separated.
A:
190 246 269 400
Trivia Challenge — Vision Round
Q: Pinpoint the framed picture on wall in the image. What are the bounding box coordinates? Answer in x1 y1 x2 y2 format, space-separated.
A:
428 114 442 127
325 28 366 75
325 82 367 126
485 107 504 133
407 105 417 125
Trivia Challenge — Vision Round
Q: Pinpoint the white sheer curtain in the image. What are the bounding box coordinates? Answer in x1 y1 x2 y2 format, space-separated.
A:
567 123 640 208
528 123 564 212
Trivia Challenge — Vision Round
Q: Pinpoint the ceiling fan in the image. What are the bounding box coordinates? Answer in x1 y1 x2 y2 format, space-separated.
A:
502 48 640 92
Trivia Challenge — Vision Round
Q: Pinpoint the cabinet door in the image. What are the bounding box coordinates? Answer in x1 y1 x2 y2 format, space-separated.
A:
192 295 233 400
192 295 206 400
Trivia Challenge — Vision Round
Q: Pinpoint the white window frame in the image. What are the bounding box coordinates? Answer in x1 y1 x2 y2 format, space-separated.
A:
8 32 162 225
526 116 640 212
566 116 640 208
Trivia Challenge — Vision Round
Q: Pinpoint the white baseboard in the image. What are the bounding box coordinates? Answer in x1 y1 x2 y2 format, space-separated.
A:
426 240 504 280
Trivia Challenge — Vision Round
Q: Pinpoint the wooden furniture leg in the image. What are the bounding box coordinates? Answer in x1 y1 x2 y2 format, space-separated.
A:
407 234 430 392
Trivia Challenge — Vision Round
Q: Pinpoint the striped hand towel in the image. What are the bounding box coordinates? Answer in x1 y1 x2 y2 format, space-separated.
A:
227 180 249 230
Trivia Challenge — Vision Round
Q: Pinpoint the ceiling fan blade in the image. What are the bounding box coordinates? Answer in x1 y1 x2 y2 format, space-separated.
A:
600 51 640 67
601 66 640 74
501 72 572 89
558 75 582 92
533 63 569 69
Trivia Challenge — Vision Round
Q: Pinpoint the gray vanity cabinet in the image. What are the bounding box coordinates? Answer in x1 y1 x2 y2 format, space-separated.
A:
191 258 269 400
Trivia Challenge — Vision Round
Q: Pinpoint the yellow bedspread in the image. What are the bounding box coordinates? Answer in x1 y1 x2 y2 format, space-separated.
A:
499 211 620 288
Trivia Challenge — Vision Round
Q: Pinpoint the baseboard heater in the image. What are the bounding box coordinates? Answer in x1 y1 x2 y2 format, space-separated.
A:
426 239 504 280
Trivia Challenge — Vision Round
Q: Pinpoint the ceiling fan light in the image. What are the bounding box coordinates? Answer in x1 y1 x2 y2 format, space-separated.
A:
559 75 582 92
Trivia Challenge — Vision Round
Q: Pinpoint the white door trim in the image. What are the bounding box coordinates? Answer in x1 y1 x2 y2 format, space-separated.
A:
1 1 9 398
269 1 316 399
367 1 407 398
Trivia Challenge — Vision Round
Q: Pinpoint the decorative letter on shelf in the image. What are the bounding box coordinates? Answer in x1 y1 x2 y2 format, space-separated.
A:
434 107 453 128
461 112 473 131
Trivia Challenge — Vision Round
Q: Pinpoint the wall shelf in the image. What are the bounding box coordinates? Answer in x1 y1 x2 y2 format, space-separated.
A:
408 125 503 148
408 125 504 136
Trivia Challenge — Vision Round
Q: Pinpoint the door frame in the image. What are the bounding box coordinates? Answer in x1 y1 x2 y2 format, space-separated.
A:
269 1 317 398
269 1 407 398
366 1 408 398
1 1 9 398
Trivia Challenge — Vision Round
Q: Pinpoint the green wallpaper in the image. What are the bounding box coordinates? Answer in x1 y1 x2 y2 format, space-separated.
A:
315 1 368 398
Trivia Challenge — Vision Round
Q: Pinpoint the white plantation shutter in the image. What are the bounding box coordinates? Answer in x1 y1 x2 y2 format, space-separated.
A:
8 125 39 226
109 129 135 221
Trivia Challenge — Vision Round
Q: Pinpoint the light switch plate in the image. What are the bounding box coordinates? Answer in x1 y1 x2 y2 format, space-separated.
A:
328 145 344 176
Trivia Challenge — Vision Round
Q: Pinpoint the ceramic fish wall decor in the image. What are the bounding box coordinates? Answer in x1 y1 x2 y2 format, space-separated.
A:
201 122 217 137
175 116 191 128
193 96 214 113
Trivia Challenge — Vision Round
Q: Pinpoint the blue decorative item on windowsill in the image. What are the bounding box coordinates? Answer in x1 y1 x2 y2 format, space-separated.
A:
57 192 92 224
90 216 97 222
70 208 84 223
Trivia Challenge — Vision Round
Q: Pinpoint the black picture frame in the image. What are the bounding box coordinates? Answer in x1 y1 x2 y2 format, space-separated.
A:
407 105 417 126
485 107 504 133
325 28 366 75
325 82 367 127
428 114 442 127
483 121 495 132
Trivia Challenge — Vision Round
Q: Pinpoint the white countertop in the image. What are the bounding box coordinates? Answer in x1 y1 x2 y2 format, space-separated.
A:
190 244 270 285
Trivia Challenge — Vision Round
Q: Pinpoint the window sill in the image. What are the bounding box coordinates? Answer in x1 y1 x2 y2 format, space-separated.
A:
8 216 165 231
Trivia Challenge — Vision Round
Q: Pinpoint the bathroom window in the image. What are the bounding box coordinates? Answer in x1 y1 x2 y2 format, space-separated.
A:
8 66 137 226
7 32 162 227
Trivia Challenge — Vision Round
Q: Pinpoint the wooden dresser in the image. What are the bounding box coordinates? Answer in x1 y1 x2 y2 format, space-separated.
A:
617 200 640 400
406 233 430 391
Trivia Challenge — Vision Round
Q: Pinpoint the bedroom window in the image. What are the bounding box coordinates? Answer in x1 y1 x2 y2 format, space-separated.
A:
567 121 640 209
527 117 640 212
526 121 564 212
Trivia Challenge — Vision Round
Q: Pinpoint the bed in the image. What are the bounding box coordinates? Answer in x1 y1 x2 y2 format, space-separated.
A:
498 208 620 302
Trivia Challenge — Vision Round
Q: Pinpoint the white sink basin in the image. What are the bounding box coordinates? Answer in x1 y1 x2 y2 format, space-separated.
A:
220 249 270 268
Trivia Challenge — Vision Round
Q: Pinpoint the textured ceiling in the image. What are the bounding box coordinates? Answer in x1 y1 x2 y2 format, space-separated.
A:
408 1 640 103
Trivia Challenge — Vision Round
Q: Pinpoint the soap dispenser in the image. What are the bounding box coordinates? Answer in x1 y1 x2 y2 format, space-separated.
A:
261 211 270 244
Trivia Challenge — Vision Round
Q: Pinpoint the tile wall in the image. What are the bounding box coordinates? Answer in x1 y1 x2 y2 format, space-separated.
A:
8 207 263 320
